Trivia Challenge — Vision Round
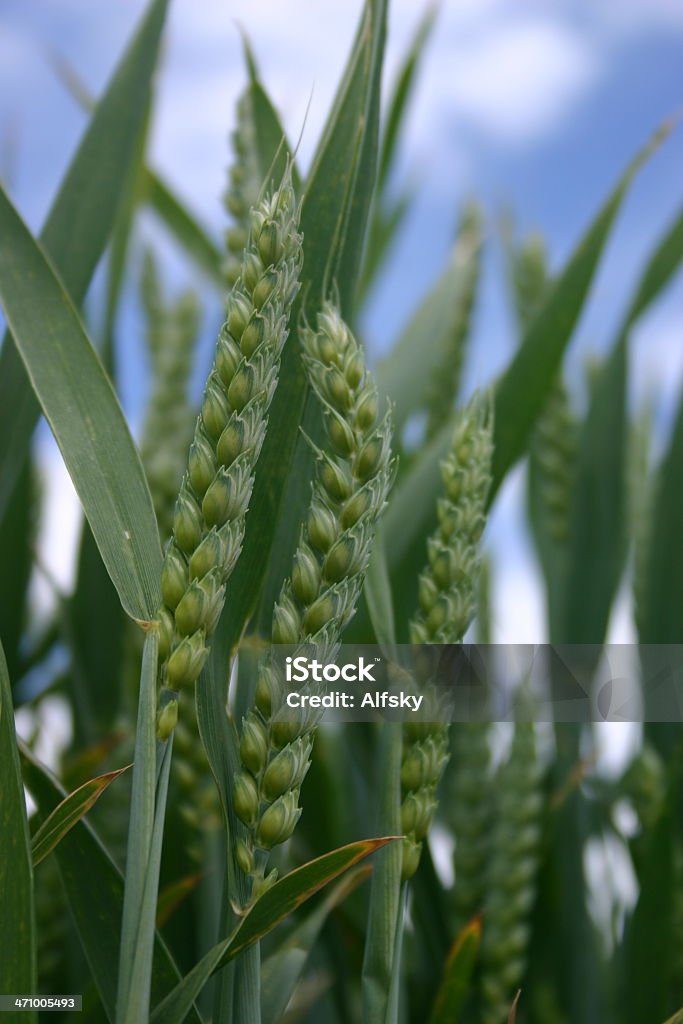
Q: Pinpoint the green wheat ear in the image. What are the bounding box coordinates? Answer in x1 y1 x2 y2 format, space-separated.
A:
479 721 543 1024
223 87 263 292
401 394 493 880
155 168 302 730
232 301 395 905
139 248 200 543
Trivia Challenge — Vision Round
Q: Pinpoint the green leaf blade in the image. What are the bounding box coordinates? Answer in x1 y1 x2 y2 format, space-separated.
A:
31 764 130 867
152 837 397 1024
429 917 482 1024
0 187 162 621
0 0 171 518
491 129 667 498
0 640 36 1017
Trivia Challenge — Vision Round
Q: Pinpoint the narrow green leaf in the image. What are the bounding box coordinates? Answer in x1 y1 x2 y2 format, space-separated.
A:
0 459 36 685
242 40 300 196
152 838 397 1024
564 201 683 644
622 795 678 1024
491 127 668 497
640 389 683 644
362 724 404 1024
219 0 388 652
261 866 371 1024
0 640 36 1015
117 629 163 1023
123 736 174 1024
31 764 130 866
145 171 223 283
622 205 683 325
20 743 203 1024
377 3 437 190
0 0 171 518
561 335 627 641
69 523 128 737
663 1009 683 1024
376 204 482 437
429 917 482 1024
50 52 224 288
101 103 152 374
0 187 162 621
363 526 397 649
156 872 205 929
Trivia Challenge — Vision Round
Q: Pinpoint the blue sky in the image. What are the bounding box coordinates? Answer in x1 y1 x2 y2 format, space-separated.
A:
1 0 682 644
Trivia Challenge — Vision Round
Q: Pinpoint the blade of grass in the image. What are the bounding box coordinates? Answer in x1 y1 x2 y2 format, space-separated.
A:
50 52 224 287
622 790 678 1024
20 743 203 1024
429 917 482 1024
116 628 165 1023
377 3 436 191
376 208 482 437
68 523 128 737
360 3 435 296
561 336 627 642
0 459 35 686
0 639 36 1017
145 172 223 283
563 202 683 642
122 735 174 1024
31 764 130 866
490 124 670 498
0 186 162 621
362 723 404 1024
151 838 397 1024
261 866 371 1024
0 0 170 519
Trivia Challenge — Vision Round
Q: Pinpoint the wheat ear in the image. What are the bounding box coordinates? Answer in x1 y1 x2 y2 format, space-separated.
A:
480 722 543 1024
232 301 395 903
155 170 302 733
139 249 200 542
401 395 493 879
223 89 263 291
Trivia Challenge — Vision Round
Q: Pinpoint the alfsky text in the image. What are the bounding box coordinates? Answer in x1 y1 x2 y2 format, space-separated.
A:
285 690 425 711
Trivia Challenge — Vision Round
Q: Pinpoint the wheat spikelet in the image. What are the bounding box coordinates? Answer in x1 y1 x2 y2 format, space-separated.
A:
424 201 482 440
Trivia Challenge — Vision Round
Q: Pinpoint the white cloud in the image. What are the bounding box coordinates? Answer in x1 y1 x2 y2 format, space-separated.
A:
440 20 599 143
